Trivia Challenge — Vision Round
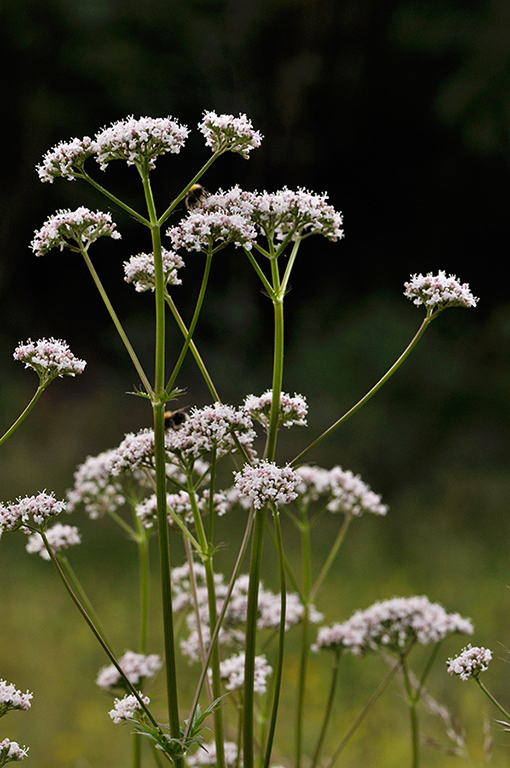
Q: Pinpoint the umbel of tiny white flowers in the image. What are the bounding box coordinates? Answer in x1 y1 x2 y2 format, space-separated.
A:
97 651 162 691
0 492 66 539
0 738 29 764
13 338 86 387
0 680 33 716
404 271 478 316
30 207 121 258
446 644 492 681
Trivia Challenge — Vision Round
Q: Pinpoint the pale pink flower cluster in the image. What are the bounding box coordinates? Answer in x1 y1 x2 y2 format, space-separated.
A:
188 740 239 767
0 492 66 537
123 248 184 292
110 430 157 474
313 596 473 656
166 404 256 461
295 465 388 517
96 651 162 691
244 390 308 431
108 692 150 724
404 271 478 312
13 338 86 382
66 448 126 518
136 489 229 529
172 564 321 661
198 110 262 158
30 206 121 257
216 652 272 694
36 135 96 182
0 739 29 762
0 680 33 714
167 209 257 253
447 645 492 680
94 115 189 170
25 523 81 560
234 460 299 509
249 187 344 243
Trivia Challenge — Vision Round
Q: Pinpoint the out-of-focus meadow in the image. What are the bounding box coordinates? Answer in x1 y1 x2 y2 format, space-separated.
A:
1 0 509 765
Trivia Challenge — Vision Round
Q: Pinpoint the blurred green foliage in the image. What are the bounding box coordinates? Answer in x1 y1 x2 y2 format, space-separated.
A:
0 0 509 765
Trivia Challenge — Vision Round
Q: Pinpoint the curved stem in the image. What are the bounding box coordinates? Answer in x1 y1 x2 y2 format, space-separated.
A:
0 383 46 448
476 679 510 721
79 247 153 396
310 650 341 768
291 315 432 467
81 170 151 227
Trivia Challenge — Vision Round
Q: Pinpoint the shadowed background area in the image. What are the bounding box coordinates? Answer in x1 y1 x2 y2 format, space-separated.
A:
0 0 509 766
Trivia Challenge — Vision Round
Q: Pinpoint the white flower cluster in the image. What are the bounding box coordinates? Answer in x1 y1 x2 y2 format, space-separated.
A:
0 739 29 762
198 110 262 157
447 644 492 681
108 692 150 724
215 652 272 694
136 489 230 529
313 596 473 656
36 135 96 182
404 271 478 312
123 248 185 292
13 338 86 381
167 208 258 253
295 465 388 517
172 564 321 662
0 492 66 537
248 187 344 243
95 115 189 170
96 651 162 691
25 523 81 560
167 404 257 461
30 206 121 257
244 390 308 431
234 460 299 510
0 680 33 714
188 740 239 767
66 448 127 518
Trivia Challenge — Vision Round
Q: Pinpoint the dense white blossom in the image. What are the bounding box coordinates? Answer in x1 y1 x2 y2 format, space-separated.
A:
108 693 151 724
95 116 189 170
404 271 478 312
244 390 308 430
97 651 162 690
447 645 492 681
234 460 299 509
25 523 81 559
188 740 239 767
0 739 29 762
198 110 262 157
0 681 33 714
123 248 184 292
14 338 86 381
30 206 121 257
0 492 66 537
36 136 96 182
295 465 388 516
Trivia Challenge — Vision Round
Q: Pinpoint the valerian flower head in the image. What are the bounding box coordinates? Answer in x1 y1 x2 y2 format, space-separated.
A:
97 651 162 691
216 652 272 694
234 460 299 510
249 187 344 243
36 135 97 182
447 645 492 681
30 207 121 257
313 596 473 657
167 209 257 253
95 115 189 171
0 739 29 763
108 693 150 724
198 110 262 158
166 404 257 462
295 465 388 517
13 338 86 383
0 680 33 715
404 271 478 314
0 492 66 537
66 448 125 519
25 523 81 560
123 248 184 292
244 390 308 431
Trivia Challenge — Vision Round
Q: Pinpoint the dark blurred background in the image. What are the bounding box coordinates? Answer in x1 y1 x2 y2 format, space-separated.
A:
0 0 509 765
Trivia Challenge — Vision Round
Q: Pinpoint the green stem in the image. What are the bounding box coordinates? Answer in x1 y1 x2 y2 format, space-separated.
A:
264 297 285 461
142 171 182 760
0 383 46 448
310 650 341 768
295 513 312 768
57 555 111 648
157 152 222 226
476 679 510 721
81 170 151 227
262 505 287 768
309 515 352 604
164 293 220 401
135 515 150 653
323 655 403 768
243 506 266 768
291 315 432 467
165 249 213 395
401 656 420 768
79 247 153 396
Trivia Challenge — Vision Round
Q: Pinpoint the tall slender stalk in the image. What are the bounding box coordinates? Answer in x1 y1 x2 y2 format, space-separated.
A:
0 384 46 448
